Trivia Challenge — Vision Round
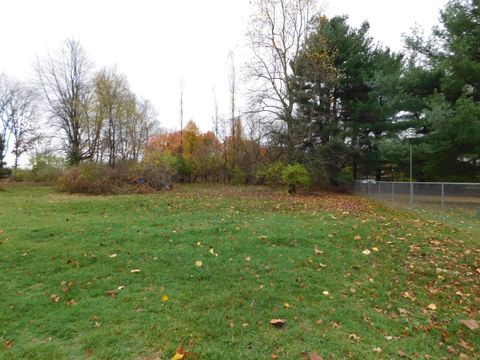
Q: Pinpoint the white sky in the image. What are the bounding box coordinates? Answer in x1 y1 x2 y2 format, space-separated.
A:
1 0 447 166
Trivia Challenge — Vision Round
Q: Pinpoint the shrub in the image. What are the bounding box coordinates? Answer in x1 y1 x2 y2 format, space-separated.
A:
232 166 246 185
56 164 115 195
174 156 192 182
27 152 65 183
0 167 12 179
144 150 181 183
282 163 312 194
56 159 176 195
256 161 287 187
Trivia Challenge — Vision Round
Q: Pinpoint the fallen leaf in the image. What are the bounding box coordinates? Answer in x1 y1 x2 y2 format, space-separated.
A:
362 249 371 255
349 333 360 342
459 338 473 351
322 291 330 296
459 319 478 331
372 247 379 252
50 293 60 303
476 268 480 275
354 235 362 241
4 339 13 349
162 295 169 302
314 246 323 255
271 355 279 359
284 302 293 309
117 285 125 290
427 303 437 311
308 352 324 360
109 253 117 258
372 347 382 353
171 348 187 360
270 319 286 329
245 256 252 262
0 229 4 234
195 260 203 267
106 290 118 297
398 350 407 357
130 269 141 273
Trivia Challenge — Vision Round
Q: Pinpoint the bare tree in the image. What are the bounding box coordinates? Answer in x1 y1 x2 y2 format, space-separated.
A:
0 75 39 169
94 67 129 166
0 74 12 167
7 83 39 170
247 0 319 156
228 50 238 168
35 39 100 165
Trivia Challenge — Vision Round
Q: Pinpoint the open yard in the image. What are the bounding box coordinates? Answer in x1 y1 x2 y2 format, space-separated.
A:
0 185 479 359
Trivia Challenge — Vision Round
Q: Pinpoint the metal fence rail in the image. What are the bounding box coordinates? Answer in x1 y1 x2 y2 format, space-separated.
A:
354 180 480 220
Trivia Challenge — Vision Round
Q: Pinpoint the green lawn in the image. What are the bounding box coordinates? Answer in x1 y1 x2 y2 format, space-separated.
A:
0 185 478 359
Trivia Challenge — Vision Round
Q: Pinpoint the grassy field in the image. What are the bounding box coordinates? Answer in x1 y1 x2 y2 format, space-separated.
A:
0 185 478 359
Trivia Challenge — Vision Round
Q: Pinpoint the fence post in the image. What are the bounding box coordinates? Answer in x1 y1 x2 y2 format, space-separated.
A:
410 182 414 209
378 182 381 201
391 182 394 206
441 183 445 217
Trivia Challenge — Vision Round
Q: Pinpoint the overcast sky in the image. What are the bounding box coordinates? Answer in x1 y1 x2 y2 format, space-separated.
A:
1 0 448 165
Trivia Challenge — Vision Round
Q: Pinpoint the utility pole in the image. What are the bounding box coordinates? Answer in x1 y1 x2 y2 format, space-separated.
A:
180 78 184 155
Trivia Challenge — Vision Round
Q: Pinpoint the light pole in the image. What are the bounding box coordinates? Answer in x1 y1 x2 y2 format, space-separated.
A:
406 129 415 209
409 142 413 208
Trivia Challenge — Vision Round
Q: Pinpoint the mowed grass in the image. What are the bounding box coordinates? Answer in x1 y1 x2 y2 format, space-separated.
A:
0 185 478 359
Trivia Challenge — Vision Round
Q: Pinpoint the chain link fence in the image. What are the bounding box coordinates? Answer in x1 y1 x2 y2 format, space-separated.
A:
354 180 480 226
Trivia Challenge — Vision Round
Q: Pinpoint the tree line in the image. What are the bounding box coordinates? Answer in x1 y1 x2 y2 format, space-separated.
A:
1 0 478 188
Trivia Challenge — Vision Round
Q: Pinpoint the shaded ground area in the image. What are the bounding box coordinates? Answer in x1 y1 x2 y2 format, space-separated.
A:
0 185 478 359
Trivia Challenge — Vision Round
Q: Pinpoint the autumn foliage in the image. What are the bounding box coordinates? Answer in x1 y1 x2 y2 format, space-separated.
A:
147 119 267 184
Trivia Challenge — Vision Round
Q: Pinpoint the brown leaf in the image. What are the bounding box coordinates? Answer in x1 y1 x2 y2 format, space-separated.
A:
4 339 13 349
308 353 324 360
65 299 77 306
398 350 407 357
348 333 360 342
106 290 118 297
50 293 60 303
269 318 286 329
171 347 188 360
459 319 479 331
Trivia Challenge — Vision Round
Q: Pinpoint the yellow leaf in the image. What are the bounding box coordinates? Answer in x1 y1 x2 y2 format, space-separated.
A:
195 260 203 267
171 352 184 360
162 295 169 302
